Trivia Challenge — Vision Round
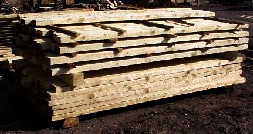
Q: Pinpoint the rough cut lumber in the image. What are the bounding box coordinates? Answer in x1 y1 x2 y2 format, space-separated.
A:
51 70 241 115
47 44 247 75
51 71 244 121
47 54 243 99
34 30 249 54
34 28 52 37
234 15 253 49
0 14 18 19
52 19 248 43
20 8 215 26
48 63 241 107
56 73 84 87
44 38 248 65
236 15 253 23
0 14 18 69
51 70 242 115
14 9 249 123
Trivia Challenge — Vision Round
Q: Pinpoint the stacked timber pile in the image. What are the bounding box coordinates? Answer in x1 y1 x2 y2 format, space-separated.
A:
0 14 21 69
234 15 253 49
14 8 249 124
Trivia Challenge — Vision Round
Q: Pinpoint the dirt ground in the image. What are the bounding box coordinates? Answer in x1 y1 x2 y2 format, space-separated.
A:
0 4 253 134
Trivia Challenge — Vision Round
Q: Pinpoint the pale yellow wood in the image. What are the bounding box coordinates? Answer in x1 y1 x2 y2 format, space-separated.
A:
45 38 248 65
0 57 8 62
52 19 248 43
0 14 18 19
32 30 249 53
51 71 243 121
48 55 243 100
34 28 51 37
56 73 84 87
19 8 193 19
48 64 241 108
48 44 247 76
20 8 215 26
7 56 23 64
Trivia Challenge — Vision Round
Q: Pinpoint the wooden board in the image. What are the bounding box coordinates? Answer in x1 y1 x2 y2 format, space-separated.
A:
52 19 248 43
34 30 249 54
47 54 243 98
236 15 253 23
51 69 242 115
20 8 215 26
44 38 248 65
46 44 247 76
51 71 243 121
49 63 241 107
51 70 242 115
0 14 18 19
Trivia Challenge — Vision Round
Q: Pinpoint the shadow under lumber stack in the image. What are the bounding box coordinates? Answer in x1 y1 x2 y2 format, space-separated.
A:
14 8 249 124
0 14 22 70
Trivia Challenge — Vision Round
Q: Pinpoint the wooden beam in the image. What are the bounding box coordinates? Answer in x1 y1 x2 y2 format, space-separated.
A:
46 44 247 75
20 8 215 26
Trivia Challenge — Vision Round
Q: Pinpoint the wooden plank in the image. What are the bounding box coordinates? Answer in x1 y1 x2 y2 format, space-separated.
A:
56 73 84 87
0 38 13 43
52 70 242 114
34 30 249 54
52 19 248 43
0 14 18 19
47 44 247 76
0 49 12 53
0 36 15 40
44 38 248 65
48 55 243 99
34 28 52 37
22 53 243 94
7 56 23 64
20 8 215 26
0 57 8 62
51 71 243 121
49 63 241 107
236 15 253 23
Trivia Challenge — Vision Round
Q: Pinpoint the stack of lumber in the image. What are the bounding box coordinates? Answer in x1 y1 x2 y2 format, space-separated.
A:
14 8 249 123
234 15 253 49
0 14 21 69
